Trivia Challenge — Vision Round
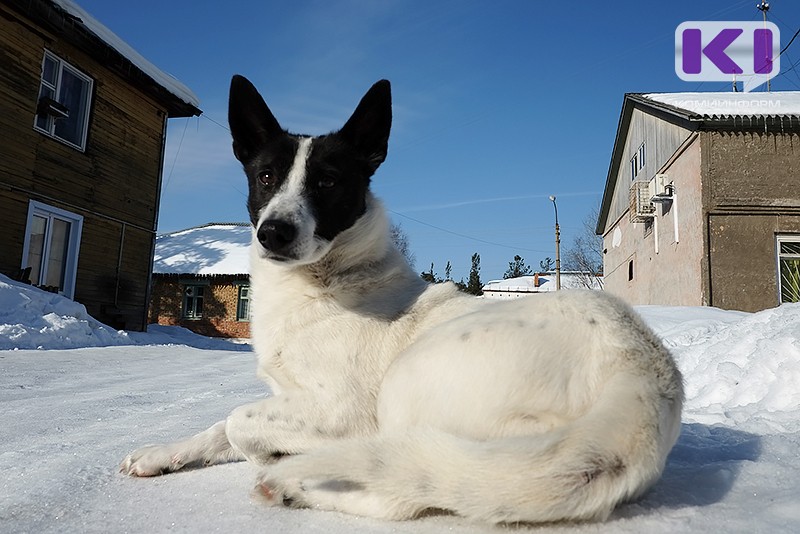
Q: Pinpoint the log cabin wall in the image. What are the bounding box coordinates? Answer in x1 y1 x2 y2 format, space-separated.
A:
0 1 194 331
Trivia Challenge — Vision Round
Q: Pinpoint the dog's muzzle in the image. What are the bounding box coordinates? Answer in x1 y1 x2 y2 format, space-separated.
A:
257 219 298 260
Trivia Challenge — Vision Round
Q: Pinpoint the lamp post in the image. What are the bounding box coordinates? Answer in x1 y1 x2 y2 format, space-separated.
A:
549 195 561 291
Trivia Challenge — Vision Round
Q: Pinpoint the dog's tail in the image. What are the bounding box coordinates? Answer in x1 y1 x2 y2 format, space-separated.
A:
265 372 683 524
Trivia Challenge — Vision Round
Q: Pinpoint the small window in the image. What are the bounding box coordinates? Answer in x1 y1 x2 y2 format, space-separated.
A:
34 51 93 151
183 285 205 319
777 236 800 303
21 201 83 299
630 143 646 181
237 285 250 321
638 143 646 170
628 259 634 282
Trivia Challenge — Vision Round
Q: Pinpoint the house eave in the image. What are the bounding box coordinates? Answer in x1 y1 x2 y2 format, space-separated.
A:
8 0 202 118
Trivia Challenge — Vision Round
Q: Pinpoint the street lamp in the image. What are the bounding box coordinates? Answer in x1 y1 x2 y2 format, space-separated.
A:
549 195 561 291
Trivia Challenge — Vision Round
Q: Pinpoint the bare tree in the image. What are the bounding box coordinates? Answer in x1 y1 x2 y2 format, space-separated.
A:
390 223 416 269
563 204 604 289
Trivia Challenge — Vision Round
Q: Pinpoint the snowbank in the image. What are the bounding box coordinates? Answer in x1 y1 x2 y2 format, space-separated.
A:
0 274 247 351
0 274 133 350
640 304 800 434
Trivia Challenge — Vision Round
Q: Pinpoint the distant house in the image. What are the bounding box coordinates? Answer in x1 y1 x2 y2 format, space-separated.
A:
148 223 252 338
597 92 800 312
0 0 201 330
482 272 603 299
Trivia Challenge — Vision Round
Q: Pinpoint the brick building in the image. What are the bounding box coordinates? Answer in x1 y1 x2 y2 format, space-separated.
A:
148 223 251 338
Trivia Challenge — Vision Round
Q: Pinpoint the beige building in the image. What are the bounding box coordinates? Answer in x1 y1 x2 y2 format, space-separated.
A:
597 92 800 312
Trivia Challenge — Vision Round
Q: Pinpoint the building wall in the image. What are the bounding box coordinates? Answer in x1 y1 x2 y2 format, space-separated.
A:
603 128 706 305
605 107 693 228
0 5 168 330
149 277 251 338
704 132 800 311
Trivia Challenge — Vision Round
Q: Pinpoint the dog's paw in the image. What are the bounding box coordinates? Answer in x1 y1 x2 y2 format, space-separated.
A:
120 445 186 477
253 469 307 508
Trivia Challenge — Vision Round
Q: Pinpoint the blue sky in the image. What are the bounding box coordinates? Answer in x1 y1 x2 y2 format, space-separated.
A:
77 0 800 282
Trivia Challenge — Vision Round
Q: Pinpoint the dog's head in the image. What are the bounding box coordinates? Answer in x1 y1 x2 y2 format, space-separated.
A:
228 75 391 265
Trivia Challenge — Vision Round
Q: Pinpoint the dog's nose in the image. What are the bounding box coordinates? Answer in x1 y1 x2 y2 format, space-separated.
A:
258 219 297 254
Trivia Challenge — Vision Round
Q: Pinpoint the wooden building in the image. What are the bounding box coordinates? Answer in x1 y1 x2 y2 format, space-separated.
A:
0 0 201 330
148 223 252 338
597 92 800 312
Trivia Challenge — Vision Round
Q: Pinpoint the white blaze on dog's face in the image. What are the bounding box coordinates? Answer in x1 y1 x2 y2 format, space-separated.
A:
228 76 392 265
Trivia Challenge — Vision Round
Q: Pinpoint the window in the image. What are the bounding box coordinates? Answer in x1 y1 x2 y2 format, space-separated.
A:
21 201 83 298
630 143 646 181
628 259 634 281
237 285 251 321
34 51 93 151
183 285 205 319
777 236 800 303
638 142 646 169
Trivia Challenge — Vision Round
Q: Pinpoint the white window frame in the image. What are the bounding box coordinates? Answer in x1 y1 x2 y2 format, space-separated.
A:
33 50 94 151
777 235 800 304
638 142 646 170
21 200 84 299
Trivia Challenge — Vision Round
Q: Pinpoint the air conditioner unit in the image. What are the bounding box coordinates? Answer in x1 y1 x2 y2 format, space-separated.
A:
652 174 672 198
630 180 656 223
37 97 70 119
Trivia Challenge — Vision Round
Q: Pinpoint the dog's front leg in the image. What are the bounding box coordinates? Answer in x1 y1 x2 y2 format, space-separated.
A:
121 420 242 477
225 393 362 465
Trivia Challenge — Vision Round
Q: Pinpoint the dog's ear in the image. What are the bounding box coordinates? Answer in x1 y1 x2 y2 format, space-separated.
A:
339 80 392 172
228 75 284 163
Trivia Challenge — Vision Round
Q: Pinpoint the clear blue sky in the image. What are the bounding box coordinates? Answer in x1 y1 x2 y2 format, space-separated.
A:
76 0 800 282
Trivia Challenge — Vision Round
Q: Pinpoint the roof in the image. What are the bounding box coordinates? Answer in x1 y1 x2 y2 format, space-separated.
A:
482 273 603 294
596 91 800 235
153 223 251 276
641 92 800 120
11 0 201 117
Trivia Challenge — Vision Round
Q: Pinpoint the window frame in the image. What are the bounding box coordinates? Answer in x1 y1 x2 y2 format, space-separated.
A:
21 200 84 299
776 235 800 304
182 284 206 319
33 50 94 151
236 284 251 322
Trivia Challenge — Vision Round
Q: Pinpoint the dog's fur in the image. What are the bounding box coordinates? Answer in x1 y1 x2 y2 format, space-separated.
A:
121 76 684 524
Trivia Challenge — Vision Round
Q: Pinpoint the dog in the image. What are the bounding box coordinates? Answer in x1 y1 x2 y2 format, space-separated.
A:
121 76 684 524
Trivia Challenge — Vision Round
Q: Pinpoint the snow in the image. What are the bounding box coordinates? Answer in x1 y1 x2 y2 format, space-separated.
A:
50 0 200 110
483 273 602 297
644 91 800 118
1 274 800 532
153 223 251 275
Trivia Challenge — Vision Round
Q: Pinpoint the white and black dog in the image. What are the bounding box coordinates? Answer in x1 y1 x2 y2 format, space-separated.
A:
121 76 684 524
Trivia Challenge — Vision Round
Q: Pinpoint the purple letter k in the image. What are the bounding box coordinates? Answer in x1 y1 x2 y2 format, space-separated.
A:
683 28 743 75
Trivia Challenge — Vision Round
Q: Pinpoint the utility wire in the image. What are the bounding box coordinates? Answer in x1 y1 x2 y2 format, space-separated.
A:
389 209 551 254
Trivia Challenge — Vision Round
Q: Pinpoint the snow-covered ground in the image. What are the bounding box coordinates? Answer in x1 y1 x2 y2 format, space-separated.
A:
1 274 799 533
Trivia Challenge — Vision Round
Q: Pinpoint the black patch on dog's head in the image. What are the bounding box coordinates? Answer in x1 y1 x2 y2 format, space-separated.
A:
228 76 392 240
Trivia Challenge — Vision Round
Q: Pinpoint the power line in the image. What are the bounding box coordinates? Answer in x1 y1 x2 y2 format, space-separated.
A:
388 209 551 254
163 116 190 192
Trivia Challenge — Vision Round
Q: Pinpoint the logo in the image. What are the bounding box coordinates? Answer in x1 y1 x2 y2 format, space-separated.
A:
675 21 780 92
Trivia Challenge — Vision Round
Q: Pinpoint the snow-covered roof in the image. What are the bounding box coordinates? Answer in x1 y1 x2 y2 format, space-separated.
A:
642 91 800 119
153 223 251 276
482 272 603 295
50 0 200 112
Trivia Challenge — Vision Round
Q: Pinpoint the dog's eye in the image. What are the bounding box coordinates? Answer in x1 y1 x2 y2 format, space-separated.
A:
258 170 275 188
318 177 337 189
